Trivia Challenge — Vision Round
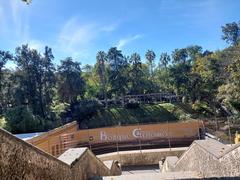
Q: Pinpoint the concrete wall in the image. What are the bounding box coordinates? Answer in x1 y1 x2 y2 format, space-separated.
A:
98 147 187 166
0 128 71 180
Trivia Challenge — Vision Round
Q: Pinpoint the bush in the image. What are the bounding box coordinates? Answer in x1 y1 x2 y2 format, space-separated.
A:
71 99 103 128
4 105 43 133
125 99 140 109
192 101 214 117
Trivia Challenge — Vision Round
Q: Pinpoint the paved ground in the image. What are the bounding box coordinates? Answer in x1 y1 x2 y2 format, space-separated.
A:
121 165 160 175
102 171 201 180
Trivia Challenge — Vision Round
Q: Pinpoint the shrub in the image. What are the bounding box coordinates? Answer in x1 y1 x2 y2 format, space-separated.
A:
71 99 103 128
125 99 140 109
4 105 43 133
192 101 214 117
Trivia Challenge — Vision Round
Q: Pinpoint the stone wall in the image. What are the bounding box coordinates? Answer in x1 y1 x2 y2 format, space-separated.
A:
70 149 121 180
219 146 240 177
0 128 71 180
98 147 187 166
173 143 222 178
163 140 240 178
0 128 121 180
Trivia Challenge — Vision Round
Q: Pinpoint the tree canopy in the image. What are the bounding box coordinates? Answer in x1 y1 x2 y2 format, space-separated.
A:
0 21 240 133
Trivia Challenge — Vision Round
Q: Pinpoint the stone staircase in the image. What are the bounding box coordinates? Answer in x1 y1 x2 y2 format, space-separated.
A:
161 139 240 178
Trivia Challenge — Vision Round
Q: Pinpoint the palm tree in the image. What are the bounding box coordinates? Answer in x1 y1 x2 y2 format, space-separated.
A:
159 52 170 68
145 50 156 77
145 50 156 92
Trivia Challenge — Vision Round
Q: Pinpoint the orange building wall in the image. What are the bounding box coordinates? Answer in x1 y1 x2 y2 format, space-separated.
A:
28 120 203 156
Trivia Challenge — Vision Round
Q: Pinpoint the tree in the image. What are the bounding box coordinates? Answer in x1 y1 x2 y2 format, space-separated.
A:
129 53 145 94
96 51 107 104
172 48 188 64
15 45 41 116
217 47 240 114
193 53 223 123
159 52 170 68
82 64 99 99
0 51 12 113
145 50 156 76
186 45 202 62
42 46 56 112
222 22 240 46
5 105 42 133
202 50 213 57
169 63 191 96
22 0 32 4
107 47 129 97
57 57 85 103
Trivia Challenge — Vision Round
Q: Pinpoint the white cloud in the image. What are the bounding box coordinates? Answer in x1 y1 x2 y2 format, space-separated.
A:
56 17 119 59
0 0 33 49
28 40 45 51
116 34 143 49
10 0 24 36
100 24 118 32
58 17 96 51
0 5 4 28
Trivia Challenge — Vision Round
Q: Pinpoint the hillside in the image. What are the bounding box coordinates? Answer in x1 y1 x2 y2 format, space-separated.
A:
84 103 195 129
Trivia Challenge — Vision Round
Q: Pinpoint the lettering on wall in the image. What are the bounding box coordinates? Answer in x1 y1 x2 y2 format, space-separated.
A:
100 128 169 142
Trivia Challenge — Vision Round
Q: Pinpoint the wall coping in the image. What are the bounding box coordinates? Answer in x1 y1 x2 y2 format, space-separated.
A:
97 147 187 159
27 121 78 143
58 148 88 165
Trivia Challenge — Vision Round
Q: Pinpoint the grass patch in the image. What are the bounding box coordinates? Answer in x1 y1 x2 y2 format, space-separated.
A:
160 103 194 120
85 103 193 129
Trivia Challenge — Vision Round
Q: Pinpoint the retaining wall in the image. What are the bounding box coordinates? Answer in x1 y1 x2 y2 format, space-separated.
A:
0 128 71 180
0 128 121 180
162 140 240 178
98 147 187 166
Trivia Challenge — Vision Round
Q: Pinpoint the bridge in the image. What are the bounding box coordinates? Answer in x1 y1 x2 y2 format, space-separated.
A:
99 92 182 107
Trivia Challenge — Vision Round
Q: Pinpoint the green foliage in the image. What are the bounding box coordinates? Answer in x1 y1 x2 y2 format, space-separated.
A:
129 53 145 94
0 115 6 128
222 22 240 46
192 101 214 117
107 47 129 96
169 63 191 95
72 99 103 128
159 103 192 120
186 45 202 62
57 57 86 103
96 51 107 100
159 52 170 68
172 48 188 64
4 106 43 133
1 20 240 133
0 51 12 113
86 103 179 128
50 100 69 122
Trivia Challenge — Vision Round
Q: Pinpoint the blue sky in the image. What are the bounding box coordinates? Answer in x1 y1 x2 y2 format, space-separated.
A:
0 0 240 65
